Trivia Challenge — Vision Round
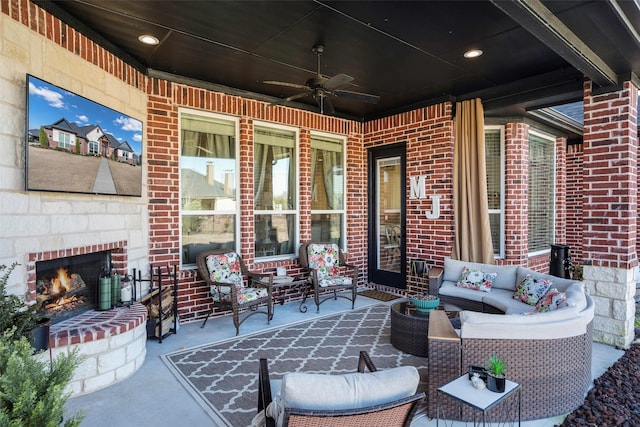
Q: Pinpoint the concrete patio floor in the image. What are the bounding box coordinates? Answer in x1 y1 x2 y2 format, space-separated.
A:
64 294 625 427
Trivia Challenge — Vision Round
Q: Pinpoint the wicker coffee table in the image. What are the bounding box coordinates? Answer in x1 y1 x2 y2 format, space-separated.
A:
390 301 460 357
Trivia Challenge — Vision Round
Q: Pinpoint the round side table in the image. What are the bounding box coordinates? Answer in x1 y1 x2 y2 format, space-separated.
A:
390 301 460 357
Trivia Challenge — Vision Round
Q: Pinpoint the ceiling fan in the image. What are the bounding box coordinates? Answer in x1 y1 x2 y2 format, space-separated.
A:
264 45 380 114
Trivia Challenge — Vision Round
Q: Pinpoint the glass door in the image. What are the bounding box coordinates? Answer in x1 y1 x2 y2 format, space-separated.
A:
368 144 405 287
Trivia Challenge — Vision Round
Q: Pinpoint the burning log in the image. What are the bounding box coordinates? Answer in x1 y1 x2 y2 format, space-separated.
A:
36 267 90 317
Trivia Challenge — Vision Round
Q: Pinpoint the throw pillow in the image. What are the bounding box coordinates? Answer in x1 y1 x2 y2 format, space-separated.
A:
535 288 567 312
513 274 552 306
456 267 497 292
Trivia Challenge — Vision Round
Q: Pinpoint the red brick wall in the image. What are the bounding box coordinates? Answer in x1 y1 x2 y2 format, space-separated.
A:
497 124 567 272
555 136 568 245
363 104 455 271
566 144 584 262
582 80 638 269
145 79 367 321
14 1 635 325
502 123 529 266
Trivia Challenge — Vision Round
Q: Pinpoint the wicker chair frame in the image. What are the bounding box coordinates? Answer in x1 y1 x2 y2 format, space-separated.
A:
258 351 425 427
298 242 358 313
196 248 273 335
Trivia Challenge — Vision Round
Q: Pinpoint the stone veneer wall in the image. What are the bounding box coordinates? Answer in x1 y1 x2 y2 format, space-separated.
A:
39 303 148 396
0 4 150 298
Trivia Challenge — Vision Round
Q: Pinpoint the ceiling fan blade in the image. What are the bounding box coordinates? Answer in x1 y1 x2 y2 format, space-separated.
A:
322 73 353 91
284 92 310 102
334 89 380 104
263 80 309 90
269 91 310 106
314 93 335 115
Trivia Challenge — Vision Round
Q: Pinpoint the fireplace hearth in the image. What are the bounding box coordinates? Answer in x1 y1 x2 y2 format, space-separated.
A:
35 251 110 324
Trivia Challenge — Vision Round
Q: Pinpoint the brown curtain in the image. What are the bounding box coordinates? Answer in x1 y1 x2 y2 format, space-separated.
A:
452 98 494 264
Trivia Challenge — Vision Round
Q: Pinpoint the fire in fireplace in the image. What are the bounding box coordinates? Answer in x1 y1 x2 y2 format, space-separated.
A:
35 251 110 324
37 267 89 316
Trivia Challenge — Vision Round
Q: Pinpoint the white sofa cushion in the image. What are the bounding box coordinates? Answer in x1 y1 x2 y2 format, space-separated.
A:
563 282 588 311
482 289 535 314
459 295 594 340
444 257 518 290
439 281 486 302
268 366 419 427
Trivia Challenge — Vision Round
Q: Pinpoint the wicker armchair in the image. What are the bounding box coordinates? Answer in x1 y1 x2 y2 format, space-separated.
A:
197 249 273 335
257 351 425 427
298 242 358 313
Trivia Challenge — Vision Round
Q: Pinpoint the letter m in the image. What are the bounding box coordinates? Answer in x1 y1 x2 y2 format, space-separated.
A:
409 176 426 199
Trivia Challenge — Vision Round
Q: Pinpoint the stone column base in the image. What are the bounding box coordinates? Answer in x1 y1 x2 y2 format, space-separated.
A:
583 265 636 349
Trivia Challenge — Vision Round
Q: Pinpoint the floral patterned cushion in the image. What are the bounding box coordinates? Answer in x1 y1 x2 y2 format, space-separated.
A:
318 276 353 288
535 288 567 312
307 243 340 280
455 266 497 292
205 252 268 304
513 274 552 306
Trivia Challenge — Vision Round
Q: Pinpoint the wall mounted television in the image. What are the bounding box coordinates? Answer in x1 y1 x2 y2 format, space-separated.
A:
25 74 143 197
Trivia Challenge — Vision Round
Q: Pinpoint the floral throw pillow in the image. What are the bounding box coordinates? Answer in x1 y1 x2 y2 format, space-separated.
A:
513 274 552 306
455 267 497 292
535 288 567 312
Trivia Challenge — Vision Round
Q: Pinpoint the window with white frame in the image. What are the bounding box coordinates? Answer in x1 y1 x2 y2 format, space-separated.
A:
485 126 505 258
528 130 555 253
55 130 72 149
89 140 99 155
310 134 346 248
180 110 238 266
253 125 297 258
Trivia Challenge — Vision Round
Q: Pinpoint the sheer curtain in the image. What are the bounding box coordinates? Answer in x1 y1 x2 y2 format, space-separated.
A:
452 98 494 264
322 151 338 209
253 144 269 208
181 131 233 158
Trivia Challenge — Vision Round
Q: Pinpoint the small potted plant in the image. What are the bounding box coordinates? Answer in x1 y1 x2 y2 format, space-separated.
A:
485 354 506 393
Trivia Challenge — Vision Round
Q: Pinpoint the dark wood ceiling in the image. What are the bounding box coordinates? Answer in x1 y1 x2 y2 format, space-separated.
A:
36 0 640 127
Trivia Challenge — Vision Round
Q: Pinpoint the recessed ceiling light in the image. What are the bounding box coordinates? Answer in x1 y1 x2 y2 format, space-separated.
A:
138 34 159 45
464 49 483 59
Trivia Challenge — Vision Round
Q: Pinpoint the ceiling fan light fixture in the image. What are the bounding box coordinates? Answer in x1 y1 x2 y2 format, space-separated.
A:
464 49 483 59
138 34 159 45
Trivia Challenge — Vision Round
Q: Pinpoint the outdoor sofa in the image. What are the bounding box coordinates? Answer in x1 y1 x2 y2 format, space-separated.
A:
427 257 595 421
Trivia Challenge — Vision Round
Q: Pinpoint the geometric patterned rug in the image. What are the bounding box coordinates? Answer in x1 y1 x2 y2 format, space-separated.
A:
162 304 427 426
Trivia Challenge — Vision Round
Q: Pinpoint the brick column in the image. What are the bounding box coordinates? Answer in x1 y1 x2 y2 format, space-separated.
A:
503 123 529 266
582 79 638 348
554 136 568 244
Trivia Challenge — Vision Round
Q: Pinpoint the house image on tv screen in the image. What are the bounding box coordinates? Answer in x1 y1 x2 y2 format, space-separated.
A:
29 118 139 165
26 74 143 197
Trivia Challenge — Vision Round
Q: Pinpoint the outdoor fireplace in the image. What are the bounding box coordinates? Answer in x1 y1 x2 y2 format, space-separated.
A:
35 251 110 324
26 243 146 396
